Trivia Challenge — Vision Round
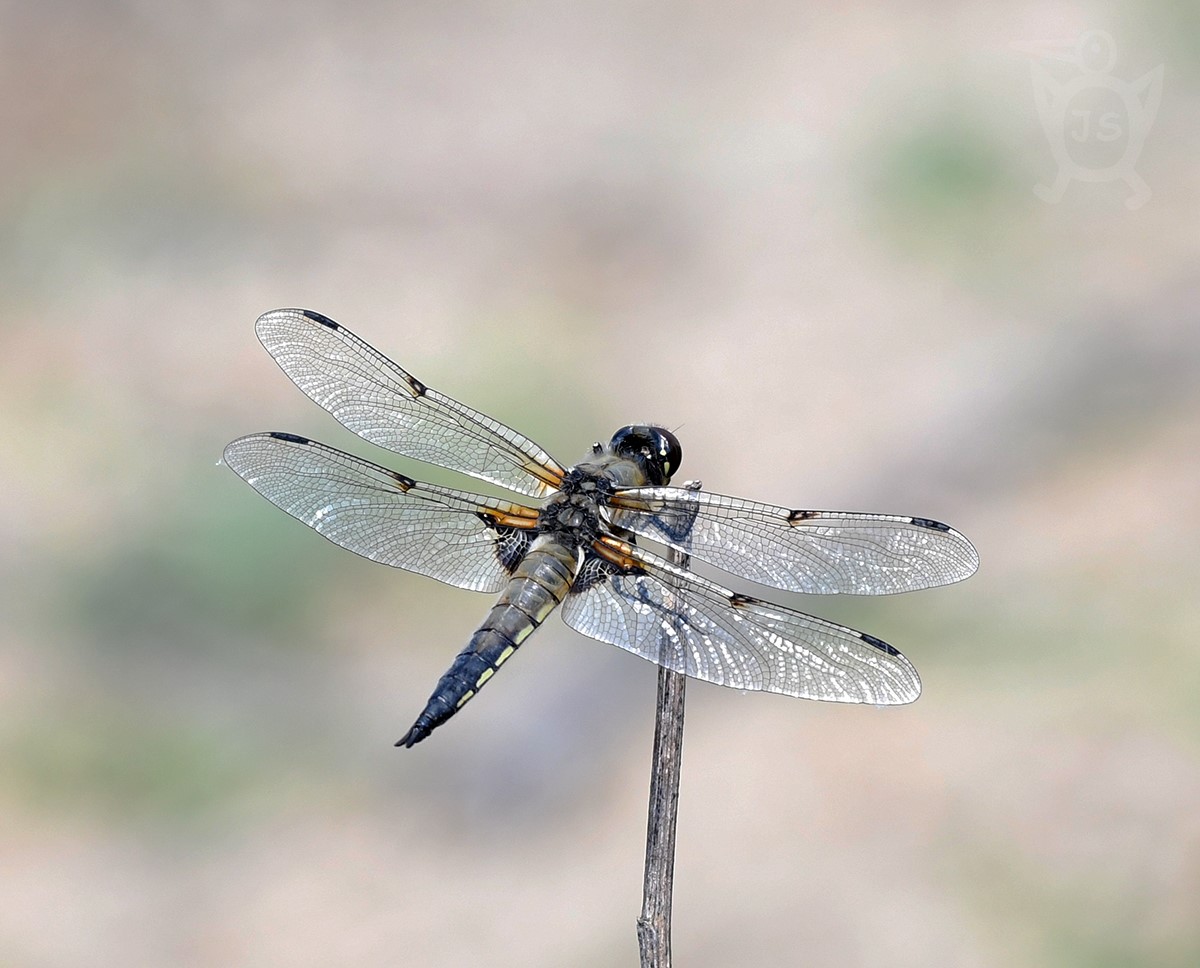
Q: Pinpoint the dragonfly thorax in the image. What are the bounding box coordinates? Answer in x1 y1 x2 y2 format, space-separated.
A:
537 468 613 546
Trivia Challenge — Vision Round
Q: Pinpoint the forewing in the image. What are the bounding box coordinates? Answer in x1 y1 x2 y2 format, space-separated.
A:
607 487 978 595
560 537 921 704
223 433 537 592
254 308 566 498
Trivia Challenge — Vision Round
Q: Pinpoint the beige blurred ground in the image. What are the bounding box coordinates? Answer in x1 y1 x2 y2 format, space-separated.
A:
3 2 1199 966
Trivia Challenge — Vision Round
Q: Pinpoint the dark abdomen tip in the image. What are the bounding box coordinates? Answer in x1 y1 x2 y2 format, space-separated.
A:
395 723 429 748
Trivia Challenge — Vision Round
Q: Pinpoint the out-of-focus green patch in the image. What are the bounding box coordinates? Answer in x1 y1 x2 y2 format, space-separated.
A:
860 102 1023 262
1138 2 1200 79
1 703 265 823
915 572 1200 733
949 836 1199 968
60 488 338 656
460 301 604 453
1 145 274 303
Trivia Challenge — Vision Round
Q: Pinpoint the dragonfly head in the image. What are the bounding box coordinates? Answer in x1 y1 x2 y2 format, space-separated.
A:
610 425 682 486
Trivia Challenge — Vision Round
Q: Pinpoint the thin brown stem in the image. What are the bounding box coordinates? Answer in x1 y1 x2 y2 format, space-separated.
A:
637 663 686 967
637 518 695 968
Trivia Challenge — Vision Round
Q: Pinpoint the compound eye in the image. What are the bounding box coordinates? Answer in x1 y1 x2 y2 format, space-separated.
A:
609 425 644 457
610 425 683 485
652 429 683 485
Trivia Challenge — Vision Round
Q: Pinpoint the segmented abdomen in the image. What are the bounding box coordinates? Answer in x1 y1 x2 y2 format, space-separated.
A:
397 537 579 747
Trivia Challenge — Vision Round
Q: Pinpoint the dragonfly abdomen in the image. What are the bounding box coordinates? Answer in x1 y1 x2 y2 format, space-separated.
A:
397 538 579 748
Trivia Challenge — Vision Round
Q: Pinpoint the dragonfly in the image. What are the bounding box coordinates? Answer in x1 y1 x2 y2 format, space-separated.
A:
224 309 978 747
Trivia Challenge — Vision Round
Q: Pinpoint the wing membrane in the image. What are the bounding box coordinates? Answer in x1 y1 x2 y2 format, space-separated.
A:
607 487 978 595
223 433 537 592
560 538 920 704
254 308 566 498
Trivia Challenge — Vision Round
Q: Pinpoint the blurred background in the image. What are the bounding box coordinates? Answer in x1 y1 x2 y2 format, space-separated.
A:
3 1 1198 965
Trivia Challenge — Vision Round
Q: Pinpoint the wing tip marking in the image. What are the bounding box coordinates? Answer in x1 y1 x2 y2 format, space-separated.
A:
268 431 311 445
299 308 341 330
859 631 901 657
909 516 952 533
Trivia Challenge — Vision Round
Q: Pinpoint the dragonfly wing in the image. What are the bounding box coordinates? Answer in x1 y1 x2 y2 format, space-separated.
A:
607 487 978 595
560 537 920 704
254 308 566 498
224 432 538 592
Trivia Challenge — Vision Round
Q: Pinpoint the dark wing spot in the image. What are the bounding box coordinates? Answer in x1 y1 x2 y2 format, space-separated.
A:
909 517 951 532
729 593 755 608
300 309 340 330
787 510 819 523
860 632 901 656
269 431 310 444
477 515 535 575
388 470 416 491
571 550 636 593
409 376 427 396
495 526 534 575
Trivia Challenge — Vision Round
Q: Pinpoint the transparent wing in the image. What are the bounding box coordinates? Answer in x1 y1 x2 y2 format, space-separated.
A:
607 487 978 595
223 433 538 592
560 537 920 704
254 308 566 498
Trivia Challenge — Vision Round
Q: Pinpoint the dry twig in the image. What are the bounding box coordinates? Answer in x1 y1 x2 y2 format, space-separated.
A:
637 509 695 968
